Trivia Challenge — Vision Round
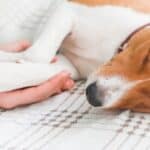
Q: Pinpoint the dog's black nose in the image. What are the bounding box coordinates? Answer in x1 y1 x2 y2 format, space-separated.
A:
86 82 102 107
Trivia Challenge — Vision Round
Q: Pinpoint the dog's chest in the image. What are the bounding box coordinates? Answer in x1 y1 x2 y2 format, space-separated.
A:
62 4 150 65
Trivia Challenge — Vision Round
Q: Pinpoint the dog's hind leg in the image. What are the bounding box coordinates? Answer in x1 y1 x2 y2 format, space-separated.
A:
23 2 76 63
0 3 75 64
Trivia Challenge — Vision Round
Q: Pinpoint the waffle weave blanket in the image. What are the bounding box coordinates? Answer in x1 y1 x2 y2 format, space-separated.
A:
0 82 150 150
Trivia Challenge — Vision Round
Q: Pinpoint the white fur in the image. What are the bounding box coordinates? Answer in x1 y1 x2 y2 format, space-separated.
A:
0 1 149 92
96 76 135 108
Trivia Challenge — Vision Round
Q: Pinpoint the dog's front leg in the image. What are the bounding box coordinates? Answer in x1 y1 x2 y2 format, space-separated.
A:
24 3 75 63
0 54 79 92
0 50 24 62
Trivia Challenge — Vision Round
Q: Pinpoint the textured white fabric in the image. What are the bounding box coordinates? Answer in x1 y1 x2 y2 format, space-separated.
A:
0 82 149 150
0 0 66 92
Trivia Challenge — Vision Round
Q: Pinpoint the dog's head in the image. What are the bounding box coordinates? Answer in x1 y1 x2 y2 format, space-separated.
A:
86 29 150 112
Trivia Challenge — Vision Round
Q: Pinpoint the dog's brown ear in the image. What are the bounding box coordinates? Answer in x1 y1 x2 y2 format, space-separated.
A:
131 41 150 72
131 80 150 112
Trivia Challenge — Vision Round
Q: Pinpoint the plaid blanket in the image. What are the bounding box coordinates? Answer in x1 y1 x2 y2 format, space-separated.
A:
0 82 150 150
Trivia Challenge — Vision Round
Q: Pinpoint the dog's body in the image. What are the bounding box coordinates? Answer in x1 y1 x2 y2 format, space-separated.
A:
0 0 149 111
0 1 149 78
59 2 149 78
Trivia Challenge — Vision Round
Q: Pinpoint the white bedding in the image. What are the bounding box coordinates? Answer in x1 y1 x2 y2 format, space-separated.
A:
0 82 150 150
0 0 66 92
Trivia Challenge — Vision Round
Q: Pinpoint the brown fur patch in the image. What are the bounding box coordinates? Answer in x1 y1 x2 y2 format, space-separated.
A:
97 28 150 81
109 80 150 113
72 0 150 13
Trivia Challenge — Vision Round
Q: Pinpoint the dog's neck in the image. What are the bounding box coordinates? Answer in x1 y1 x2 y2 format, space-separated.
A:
117 23 150 53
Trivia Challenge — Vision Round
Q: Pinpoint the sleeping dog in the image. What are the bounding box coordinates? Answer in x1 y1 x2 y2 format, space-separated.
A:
0 0 149 112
